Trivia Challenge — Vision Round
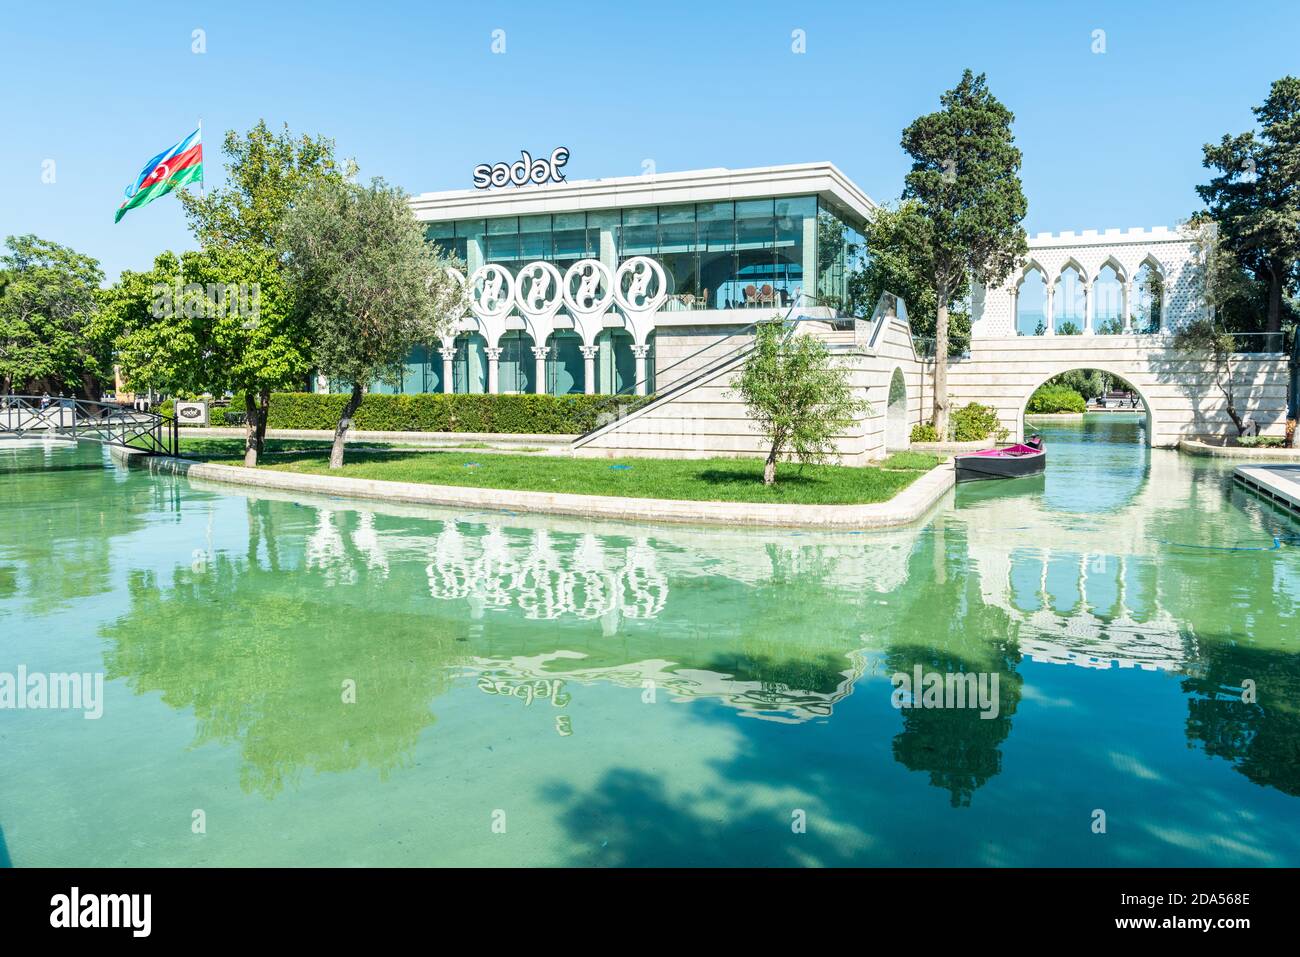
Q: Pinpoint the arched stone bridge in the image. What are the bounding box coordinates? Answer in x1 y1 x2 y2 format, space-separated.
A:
936 333 1290 447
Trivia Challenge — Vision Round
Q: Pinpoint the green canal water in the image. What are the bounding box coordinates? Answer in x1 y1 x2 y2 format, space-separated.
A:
2 414 1298 867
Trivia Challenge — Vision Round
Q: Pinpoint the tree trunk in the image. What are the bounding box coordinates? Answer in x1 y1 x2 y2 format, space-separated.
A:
1267 272 1283 336
243 393 261 467
932 278 951 438
763 445 778 486
1218 355 1246 436
331 383 363 469
254 388 270 455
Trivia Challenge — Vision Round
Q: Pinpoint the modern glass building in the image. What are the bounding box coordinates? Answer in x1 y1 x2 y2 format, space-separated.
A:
319 163 873 397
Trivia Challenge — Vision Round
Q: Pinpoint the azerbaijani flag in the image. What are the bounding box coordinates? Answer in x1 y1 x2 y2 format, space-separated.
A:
114 127 203 223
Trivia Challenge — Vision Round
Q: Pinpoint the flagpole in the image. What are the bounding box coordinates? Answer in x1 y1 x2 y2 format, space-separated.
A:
198 117 204 195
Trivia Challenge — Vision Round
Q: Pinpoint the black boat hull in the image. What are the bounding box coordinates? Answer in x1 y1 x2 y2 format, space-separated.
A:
954 451 1046 482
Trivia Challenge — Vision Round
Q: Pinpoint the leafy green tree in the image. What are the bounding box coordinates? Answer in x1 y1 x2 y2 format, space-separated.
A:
0 235 107 396
733 320 866 485
98 251 195 396
1184 215 1294 338
108 122 339 464
900 70 1028 437
1197 76 1300 335
847 199 971 354
280 176 467 468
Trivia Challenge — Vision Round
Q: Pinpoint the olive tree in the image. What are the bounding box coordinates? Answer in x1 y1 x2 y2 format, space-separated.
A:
733 319 866 485
280 176 467 467
1173 317 1251 436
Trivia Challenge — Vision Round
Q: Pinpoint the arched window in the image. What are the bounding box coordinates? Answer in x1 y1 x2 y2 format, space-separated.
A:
1132 261 1164 334
1094 263 1124 335
1053 264 1085 335
1016 266 1048 335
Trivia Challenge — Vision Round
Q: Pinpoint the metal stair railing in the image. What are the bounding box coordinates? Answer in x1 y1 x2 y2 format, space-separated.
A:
0 395 178 456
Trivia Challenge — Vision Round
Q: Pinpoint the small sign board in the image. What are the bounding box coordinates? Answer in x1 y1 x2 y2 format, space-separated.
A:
175 400 208 427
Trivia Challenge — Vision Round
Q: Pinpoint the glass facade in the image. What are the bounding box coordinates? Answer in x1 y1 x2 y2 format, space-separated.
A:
422 194 864 312
329 193 865 396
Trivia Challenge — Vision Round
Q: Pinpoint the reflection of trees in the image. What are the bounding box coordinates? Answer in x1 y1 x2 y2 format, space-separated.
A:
1181 638 1300 796
694 539 869 705
878 522 1025 807
0 444 163 611
101 499 467 797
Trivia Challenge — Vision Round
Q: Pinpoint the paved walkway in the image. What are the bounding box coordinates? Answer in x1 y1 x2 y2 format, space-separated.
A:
1234 464 1300 518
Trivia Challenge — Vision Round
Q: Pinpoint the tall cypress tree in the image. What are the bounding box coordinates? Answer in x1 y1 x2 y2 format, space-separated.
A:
901 71 1028 437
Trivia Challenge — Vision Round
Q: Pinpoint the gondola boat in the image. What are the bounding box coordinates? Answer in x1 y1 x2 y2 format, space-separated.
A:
954 435 1046 482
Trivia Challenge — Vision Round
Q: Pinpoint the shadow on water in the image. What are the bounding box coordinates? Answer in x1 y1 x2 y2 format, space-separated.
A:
0 824 11 868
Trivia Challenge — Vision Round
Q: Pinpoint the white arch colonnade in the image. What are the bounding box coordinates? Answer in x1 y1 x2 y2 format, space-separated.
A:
1009 252 1169 336
972 227 1204 338
438 256 667 396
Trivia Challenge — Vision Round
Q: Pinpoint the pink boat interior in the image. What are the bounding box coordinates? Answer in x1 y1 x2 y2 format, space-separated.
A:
965 444 1043 458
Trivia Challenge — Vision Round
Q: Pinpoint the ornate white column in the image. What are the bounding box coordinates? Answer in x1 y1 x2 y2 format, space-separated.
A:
1122 281 1135 333
580 345 599 395
439 347 456 394
532 345 549 395
1044 285 1056 335
631 344 651 396
1082 280 1094 335
485 346 503 394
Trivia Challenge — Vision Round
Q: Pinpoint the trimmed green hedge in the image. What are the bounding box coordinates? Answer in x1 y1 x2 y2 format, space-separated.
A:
261 391 645 435
1026 384 1087 414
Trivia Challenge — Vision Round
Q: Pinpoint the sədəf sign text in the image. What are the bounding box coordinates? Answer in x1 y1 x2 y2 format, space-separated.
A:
473 148 569 189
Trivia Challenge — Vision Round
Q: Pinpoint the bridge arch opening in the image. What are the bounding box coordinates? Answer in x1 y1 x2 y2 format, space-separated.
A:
1019 366 1156 448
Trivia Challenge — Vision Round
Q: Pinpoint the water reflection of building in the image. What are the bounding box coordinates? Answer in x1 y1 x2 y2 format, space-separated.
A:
426 524 668 627
464 649 869 725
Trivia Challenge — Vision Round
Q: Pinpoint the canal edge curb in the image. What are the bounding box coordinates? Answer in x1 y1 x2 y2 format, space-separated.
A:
107 447 956 530
1179 439 1300 461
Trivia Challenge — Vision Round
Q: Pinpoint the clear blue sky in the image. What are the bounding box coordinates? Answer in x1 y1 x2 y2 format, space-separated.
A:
3 0 1297 282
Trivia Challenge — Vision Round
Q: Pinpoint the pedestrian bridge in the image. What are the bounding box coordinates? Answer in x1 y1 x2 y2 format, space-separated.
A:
937 334 1292 448
0 396 178 456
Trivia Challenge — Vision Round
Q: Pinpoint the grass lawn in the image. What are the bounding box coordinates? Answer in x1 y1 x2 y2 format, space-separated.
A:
182 437 942 505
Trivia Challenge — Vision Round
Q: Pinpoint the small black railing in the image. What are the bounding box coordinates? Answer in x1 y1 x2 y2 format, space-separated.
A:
0 396 178 456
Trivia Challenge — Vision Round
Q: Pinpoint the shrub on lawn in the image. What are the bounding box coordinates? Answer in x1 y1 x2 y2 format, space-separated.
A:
261 391 642 435
1237 435 1287 448
1026 384 1086 414
950 402 1008 443
910 422 940 443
